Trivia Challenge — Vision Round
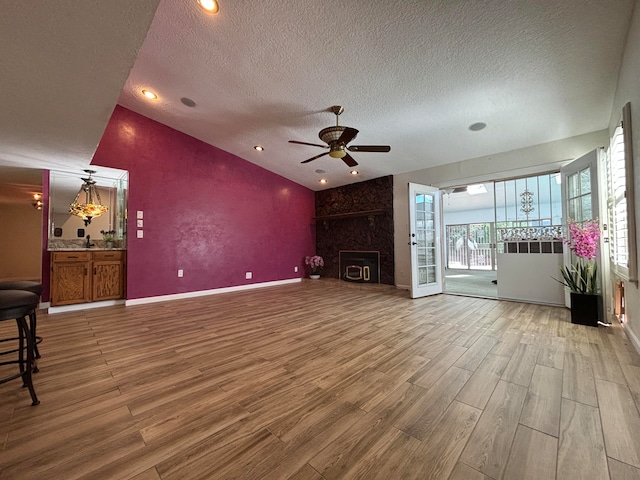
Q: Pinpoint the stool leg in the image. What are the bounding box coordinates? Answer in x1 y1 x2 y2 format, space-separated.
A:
29 311 39 373
16 316 39 406
29 311 41 359
17 321 25 375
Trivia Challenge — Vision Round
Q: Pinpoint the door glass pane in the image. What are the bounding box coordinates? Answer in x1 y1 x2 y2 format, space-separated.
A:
419 267 427 285
427 248 435 265
415 191 436 286
568 173 578 198
427 266 436 283
568 198 578 220
580 168 591 195
425 195 434 212
581 195 592 221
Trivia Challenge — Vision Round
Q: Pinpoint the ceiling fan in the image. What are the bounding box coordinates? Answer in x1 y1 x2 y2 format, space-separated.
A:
289 106 391 167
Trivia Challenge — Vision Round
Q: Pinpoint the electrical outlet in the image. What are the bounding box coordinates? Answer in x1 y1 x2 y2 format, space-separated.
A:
178 269 183 277
245 272 252 279
137 210 144 219
136 230 144 238
294 266 298 272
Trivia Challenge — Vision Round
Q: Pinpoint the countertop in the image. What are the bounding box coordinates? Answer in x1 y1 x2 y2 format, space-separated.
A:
48 248 127 252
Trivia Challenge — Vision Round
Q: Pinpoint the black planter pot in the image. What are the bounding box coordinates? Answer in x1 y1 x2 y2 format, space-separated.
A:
570 292 603 327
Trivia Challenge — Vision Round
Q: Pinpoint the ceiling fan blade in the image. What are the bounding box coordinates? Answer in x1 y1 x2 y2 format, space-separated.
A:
289 140 328 149
341 153 358 167
348 145 391 152
337 127 359 145
301 151 330 164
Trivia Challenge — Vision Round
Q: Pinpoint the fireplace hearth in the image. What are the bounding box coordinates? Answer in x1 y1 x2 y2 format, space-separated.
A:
339 251 380 283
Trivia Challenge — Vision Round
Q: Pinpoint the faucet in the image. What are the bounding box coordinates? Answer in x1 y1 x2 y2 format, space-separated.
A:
85 235 95 248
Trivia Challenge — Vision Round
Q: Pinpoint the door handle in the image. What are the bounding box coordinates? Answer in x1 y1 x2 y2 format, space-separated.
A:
408 241 417 245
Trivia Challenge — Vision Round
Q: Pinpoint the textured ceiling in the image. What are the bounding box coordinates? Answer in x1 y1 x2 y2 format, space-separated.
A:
0 0 160 204
0 0 636 200
119 0 635 189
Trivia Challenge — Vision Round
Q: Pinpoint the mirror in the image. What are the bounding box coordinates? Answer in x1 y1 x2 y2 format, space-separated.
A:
48 167 128 243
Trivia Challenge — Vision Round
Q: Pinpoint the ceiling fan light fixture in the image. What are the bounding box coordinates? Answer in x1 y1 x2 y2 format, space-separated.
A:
319 126 346 144
329 149 346 159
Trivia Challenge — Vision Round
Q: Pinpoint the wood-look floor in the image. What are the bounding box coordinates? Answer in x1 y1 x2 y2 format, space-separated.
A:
2 279 640 479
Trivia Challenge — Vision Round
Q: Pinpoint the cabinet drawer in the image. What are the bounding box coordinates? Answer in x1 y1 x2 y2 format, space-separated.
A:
53 251 90 261
93 251 124 261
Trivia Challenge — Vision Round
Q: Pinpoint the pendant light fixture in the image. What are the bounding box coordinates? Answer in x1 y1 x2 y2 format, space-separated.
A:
69 170 108 226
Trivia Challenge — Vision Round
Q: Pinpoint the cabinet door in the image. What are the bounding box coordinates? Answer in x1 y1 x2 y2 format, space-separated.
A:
51 262 91 306
93 260 124 301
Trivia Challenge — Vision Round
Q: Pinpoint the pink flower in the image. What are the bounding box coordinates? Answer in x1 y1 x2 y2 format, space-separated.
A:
564 220 600 260
305 255 324 268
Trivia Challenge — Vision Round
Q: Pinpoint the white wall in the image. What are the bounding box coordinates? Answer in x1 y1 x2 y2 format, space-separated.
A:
608 0 640 349
394 130 608 288
497 253 565 305
0 203 42 281
444 207 495 225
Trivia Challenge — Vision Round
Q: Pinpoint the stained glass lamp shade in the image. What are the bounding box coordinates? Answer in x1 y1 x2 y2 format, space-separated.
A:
69 170 108 226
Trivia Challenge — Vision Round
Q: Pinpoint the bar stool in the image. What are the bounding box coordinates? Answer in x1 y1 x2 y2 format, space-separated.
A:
0 281 43 361
0 290 40 406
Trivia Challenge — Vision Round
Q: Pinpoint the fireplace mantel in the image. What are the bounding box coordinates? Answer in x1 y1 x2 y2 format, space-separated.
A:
314 209 384 229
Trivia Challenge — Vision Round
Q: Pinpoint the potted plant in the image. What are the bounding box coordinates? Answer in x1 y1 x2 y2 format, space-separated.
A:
305 255 324 279
100 229 116 249
556 219 602 326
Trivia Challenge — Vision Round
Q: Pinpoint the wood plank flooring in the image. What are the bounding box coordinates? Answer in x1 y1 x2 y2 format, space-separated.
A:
2 278 640 479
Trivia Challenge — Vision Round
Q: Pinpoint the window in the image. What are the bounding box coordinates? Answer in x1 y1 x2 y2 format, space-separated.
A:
605 102 637 282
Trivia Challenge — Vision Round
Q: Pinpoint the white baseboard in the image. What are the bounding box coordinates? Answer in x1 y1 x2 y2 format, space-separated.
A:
48 299 125 314
623 322 640 355
125 278 302 306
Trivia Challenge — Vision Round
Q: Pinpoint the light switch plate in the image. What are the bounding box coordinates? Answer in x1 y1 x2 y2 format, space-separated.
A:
137 230 144 238
137 219 144 228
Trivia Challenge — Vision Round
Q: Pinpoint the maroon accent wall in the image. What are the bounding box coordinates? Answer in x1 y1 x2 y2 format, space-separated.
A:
92 106 315 300
315 176 394 284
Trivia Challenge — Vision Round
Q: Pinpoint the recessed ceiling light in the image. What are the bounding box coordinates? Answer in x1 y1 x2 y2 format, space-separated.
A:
142 89 157 100
254 145 264 151
319 179 328 184
197 0 219 13
350 170 359 175
181 97 196 107
468 122 487 131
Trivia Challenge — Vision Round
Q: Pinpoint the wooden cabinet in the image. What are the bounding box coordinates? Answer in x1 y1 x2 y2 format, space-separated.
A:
50 251 91 306
51 250 126 306
92 251 125 302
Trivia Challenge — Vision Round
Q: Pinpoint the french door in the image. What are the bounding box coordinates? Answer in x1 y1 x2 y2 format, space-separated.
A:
409 183 443 298
560 149 603 310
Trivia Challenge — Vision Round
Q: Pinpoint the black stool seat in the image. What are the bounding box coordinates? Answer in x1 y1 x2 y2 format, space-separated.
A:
0 281 43 296
0 281 43 359
0 290 40 406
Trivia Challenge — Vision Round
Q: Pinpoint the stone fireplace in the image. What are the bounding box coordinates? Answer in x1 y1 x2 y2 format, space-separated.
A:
339 251 380 283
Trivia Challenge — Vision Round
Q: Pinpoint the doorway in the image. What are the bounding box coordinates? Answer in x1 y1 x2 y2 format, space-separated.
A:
443 183 497 298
